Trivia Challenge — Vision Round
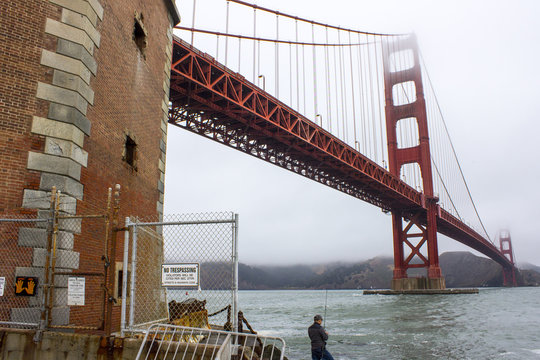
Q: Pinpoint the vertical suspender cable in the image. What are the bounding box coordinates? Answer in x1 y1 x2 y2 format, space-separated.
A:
367 35 377 161
302 43 306 114
257 40 266 85
289 42 293 104
332 34 340 138
348 32 358 149
191 0 197 45
295 20 300 110
338 29 346 142
325 27 332 133
275 14 279 97
253 8 257 83
358 33 367 154
238 37 242 73
216 35 220 62
312 23 318 121
374 38 386 168
225 1 230 66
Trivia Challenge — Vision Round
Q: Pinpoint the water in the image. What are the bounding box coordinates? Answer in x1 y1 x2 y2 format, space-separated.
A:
238 287 540 359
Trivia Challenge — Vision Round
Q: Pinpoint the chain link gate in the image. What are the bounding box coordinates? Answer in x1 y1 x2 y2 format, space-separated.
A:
122 212 239 335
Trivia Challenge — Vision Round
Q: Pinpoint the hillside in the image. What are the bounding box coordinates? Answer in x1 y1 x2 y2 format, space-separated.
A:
239 252 540 289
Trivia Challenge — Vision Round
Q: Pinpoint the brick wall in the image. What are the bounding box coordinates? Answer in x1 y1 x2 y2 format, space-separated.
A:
0 0 179 332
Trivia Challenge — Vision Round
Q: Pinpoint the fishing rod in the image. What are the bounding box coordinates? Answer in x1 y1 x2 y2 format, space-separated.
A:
323 289 328 328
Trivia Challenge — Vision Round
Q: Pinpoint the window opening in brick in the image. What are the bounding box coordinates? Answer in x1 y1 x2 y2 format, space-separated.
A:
133 12 147 55
125 135 137 168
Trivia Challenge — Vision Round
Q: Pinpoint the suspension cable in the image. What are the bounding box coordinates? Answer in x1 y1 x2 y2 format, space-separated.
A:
174 26 374 46
419 51 491 241
228 0 405 36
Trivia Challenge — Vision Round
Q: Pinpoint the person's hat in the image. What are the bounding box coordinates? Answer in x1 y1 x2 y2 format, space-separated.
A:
314 314 323 321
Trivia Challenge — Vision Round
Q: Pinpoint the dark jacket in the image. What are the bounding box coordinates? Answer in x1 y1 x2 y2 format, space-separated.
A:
308 322 328 350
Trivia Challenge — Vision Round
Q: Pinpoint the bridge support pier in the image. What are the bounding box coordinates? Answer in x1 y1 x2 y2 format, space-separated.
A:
499 231 517 286
390 209 445 291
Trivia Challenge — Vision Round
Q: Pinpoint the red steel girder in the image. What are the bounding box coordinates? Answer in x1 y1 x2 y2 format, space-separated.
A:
170 37 422 212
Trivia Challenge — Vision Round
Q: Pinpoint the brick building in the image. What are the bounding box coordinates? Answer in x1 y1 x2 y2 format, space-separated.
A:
0 0 180 332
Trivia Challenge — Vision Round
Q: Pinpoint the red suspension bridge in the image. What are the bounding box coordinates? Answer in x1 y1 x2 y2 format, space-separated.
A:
167 0 517 289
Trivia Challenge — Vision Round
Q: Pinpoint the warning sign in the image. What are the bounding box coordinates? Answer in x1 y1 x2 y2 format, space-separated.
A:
14 276 38 296
162 263 199 287
67 277 85 306
0 277 5 296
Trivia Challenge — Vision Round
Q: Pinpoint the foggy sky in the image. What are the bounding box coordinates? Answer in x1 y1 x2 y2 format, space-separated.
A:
165 0 540 266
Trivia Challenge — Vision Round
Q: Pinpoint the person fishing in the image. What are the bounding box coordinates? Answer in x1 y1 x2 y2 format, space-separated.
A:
308 314 334 360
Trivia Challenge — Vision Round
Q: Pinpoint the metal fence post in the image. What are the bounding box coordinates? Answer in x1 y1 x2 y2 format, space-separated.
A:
120 217 130 336
34 188 57 341
233 213 239 333
46 190 61 329
129 222 138 332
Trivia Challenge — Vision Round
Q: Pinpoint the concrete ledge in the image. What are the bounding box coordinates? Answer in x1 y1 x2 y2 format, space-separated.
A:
56 39 97 76
27 152 82 181
31 116 84 147
363 288 479 295
40 173 84 200
41 49 91 85
22 190 78 214
36 82 88 115
33 248 80 269
50 0 99 25
45 18 94 55
61 8 101 47
53 70 94 104
18 227 75 249
44 136 88 166
48 103 91 136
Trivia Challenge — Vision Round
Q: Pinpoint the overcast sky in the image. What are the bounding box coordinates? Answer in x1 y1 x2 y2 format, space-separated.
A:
165 0 540 266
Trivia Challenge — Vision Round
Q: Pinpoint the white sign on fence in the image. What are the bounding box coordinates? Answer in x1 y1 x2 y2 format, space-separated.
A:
67 277 85 306
0 277 5 296
162 263 200 287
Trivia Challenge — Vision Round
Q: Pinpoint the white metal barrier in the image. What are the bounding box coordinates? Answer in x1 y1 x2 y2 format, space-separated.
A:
135 323 286 360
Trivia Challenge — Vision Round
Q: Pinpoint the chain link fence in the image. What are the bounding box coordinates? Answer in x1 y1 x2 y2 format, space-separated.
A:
0 188 114 333
0 216 49 328
123 212 239 335
48 214 108 331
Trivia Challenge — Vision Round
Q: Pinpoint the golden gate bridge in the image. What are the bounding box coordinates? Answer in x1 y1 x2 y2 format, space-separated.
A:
167 0 517 289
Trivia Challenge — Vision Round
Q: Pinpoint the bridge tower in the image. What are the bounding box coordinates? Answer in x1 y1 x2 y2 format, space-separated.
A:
499 231 517 286
382 35 445 290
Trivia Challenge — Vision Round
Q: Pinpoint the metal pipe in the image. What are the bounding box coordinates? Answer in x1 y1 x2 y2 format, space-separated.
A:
120 217 130 336
0 219 48 223
132 219 236 226
129 223 138 332
0 321 39 327
101 188 112 330
47 191 61 328
39 187 57 333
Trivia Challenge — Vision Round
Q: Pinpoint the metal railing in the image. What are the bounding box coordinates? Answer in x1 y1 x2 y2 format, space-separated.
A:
135 323 286 360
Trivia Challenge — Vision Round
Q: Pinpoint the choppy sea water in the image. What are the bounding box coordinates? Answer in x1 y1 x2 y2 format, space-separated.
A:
238 287 540 360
